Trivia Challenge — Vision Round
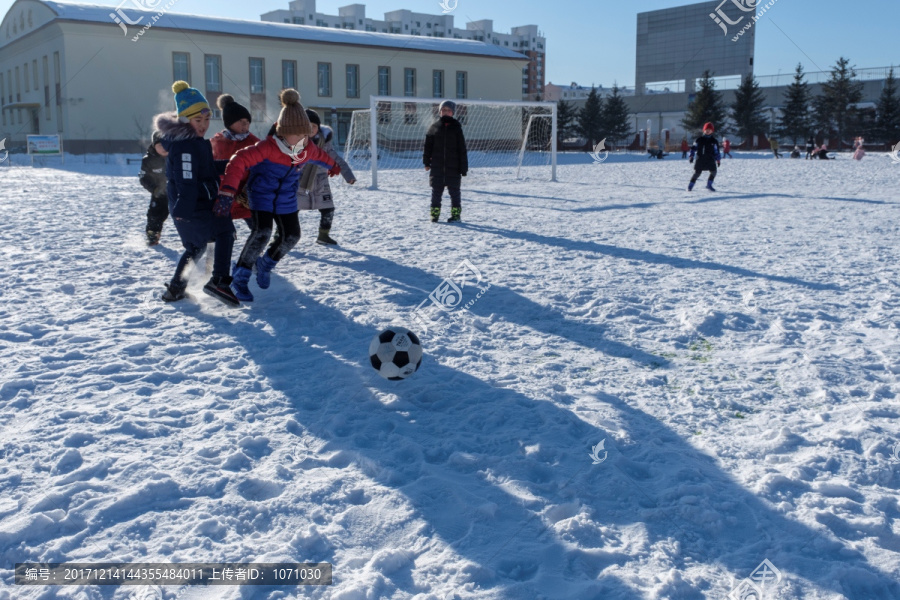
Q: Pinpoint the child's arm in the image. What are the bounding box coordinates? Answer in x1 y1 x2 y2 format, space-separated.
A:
423 130 434 170
298 143 338 173
219 143 267 196
138 154 157 193
323 137 356 182
457 127 468 176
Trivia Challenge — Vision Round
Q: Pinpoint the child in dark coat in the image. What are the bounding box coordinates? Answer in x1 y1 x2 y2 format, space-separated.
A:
297 109 356 246
217 89 339 302
688 122 721 192
139 130 168 246
423 100 468 223
155 81 239 306
210 94 260 224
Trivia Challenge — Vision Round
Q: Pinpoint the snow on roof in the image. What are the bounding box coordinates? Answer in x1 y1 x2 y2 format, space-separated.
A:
40 0 529 60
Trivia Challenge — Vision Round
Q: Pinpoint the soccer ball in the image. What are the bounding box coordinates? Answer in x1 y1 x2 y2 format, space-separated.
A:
369 327 423 380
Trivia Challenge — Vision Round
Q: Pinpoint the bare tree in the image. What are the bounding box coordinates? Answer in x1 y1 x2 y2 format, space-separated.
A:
133 114 150 154
78 122 94 162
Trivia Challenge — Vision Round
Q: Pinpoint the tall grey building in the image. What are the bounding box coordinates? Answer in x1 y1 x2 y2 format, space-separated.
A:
636 0 755 95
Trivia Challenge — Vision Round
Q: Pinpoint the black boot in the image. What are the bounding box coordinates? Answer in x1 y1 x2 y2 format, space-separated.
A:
203 276 241 307
316 228 338 246
161 282 187 302
447 207 461 223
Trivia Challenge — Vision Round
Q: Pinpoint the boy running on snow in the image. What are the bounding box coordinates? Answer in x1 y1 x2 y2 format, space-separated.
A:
688 122 721 192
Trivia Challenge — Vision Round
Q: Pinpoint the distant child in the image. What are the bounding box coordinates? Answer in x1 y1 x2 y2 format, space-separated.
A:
155 81 239 306
805 136 815 160
681 138 689 159
423 100 468 223
722 138 733 158
769 136 782 158
297 109 356 246
687 122 721 192
210 94 260 224
217 89 339 302
139 130 168 246
815 143 831 160
852 137 866 161
790 145 801 159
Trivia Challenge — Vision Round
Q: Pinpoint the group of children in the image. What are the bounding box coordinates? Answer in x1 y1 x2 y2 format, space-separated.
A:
140 83 468 307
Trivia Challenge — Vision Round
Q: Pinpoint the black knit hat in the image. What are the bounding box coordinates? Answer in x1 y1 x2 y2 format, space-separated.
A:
217 94 252 129
305 109 321 126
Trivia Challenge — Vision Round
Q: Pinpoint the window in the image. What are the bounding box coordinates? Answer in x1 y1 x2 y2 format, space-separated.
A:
173 52 190 82
432 70 443 98
282 60 297 89
404 102 417 125
377 100 391 124
205 55 221 93
456 71 467 99
346 64 359 98
54 52 61 129
378 66 390 96
249 58 264 93
15 66 20 101
293 16 304 24
43 56 49 118
24 62 29 92
317 62 331 96
404 68 415 97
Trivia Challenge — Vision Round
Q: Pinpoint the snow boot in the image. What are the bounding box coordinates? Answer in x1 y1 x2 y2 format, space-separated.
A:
706 180 716 192
687 180 695 191
430 207 441 223
447 207 461 223
255 254 277 290
161 281 187 302
203 276 240 307
146 230 161 246
316 228 338 246
231 264 254 302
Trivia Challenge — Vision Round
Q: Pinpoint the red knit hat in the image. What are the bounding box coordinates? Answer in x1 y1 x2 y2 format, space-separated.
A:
703 122 715 133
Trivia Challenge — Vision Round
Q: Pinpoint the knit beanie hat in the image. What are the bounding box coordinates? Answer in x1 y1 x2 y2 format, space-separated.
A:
305 109 321 126
275 89 311 137
172 81 210 120
439 100 456 114
217 94 252 129
702 122 715 133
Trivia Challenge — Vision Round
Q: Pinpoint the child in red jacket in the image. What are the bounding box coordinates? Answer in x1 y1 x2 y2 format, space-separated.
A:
216 89 339 302
210 94 259 225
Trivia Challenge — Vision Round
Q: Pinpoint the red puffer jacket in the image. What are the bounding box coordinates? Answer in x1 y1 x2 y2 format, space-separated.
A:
211 130 261 220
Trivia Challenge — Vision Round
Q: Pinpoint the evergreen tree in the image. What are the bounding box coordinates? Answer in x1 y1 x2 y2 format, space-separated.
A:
577 87 604 147
556 100 578 146
876 67 900 144
730 74 768 144
777 63 813 144
682 71 728 135
600 84 633 147
814 57 864 149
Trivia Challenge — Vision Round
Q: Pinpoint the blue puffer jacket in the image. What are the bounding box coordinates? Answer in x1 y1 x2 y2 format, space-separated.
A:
155 113 219 219
221 134 336 215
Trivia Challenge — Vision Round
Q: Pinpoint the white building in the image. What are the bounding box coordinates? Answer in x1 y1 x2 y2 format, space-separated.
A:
261 0 545 100
544 82 636 102
0 0 528 152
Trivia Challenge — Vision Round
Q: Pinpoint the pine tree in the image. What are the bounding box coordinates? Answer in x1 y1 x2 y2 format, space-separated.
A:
556 100 578 147
681 71 728 135
814 57 864 149
730 74 768 144
577 87 604 147
777 63 813 145
600 84 633 147
876 67 900 145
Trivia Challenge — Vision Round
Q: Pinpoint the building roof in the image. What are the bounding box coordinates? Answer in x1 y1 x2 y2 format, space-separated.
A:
37 0 528 59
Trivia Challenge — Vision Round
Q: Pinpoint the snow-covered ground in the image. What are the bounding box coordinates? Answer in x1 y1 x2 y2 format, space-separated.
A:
1 152 899 599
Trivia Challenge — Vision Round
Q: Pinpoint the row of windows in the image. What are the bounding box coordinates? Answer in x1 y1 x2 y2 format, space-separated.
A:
173 52 468 100
0 51 62 128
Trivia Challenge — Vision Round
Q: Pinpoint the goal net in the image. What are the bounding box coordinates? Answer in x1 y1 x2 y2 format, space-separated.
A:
343 96 557 188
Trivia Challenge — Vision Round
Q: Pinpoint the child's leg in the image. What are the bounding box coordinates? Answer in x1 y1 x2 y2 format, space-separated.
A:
447 186 462 221
211 215 236 280
430 184 444 220
170 219 207 289
319 207 335 230
689 167 703 184
146 194 169 233
267 212 302 261
237 210 275 269
707 166 717 182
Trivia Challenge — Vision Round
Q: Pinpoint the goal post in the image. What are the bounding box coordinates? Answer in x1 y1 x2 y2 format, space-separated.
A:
344 96 557 189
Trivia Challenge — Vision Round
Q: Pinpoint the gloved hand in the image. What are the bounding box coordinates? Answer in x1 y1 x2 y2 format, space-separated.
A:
689 157 694 164
213 193 233 217
328 164 341 177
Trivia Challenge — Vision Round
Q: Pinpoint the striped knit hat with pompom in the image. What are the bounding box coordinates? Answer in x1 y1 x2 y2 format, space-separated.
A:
275 89 311 138
172 81 209 120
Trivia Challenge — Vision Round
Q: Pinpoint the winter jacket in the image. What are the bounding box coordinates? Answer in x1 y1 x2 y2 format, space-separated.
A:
139 143 167 198
297 126 355 210
220 134 337 215
423 116 468 187
211 129 261 220
155 113 220 219
689 135 721 170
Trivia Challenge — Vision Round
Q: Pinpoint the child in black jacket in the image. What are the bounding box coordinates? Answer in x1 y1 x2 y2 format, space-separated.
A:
423 100 468 223
139 131 168 245
688 122 721 192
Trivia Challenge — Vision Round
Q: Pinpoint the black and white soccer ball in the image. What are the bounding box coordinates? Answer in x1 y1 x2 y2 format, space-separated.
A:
369 327 423 380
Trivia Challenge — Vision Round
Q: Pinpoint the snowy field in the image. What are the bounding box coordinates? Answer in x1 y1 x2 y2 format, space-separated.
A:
1 152 899 600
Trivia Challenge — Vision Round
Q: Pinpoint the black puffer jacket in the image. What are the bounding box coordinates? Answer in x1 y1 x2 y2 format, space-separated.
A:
139 143 167 198
423 116 468 187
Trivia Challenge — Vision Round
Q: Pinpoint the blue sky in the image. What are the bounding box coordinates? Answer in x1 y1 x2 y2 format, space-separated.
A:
3 0 897 86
